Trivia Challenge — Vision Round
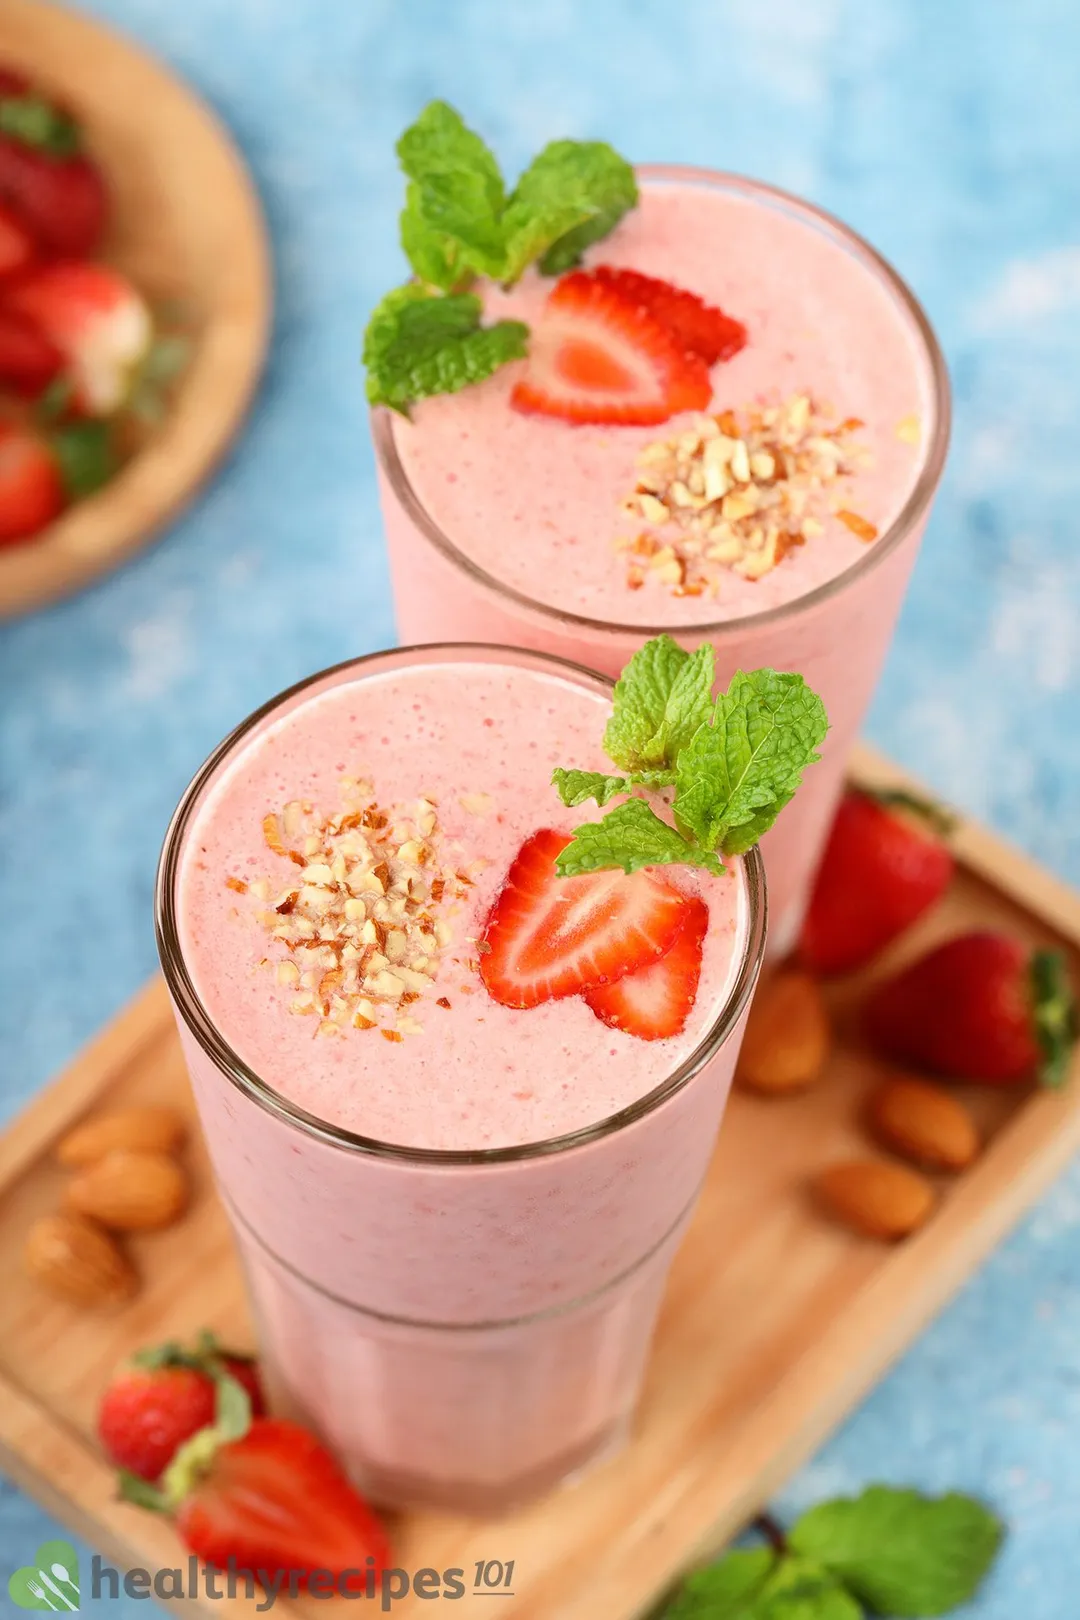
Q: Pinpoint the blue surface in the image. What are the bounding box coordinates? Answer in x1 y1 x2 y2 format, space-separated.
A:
2 1 1079 1614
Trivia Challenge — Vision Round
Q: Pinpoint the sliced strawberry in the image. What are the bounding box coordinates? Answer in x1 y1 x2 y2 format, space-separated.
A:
585 895 709 1040
171 1419 391 1590
0 419 64 543
510 270 711 426
0 306 63 395
480 828 692 1008
0 200 33 279
592 266 747 365
4 262 151 415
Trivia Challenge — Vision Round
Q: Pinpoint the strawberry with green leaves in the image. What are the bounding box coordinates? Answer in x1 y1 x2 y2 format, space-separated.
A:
3 262 153 416
480 635 828 1039
98 1332 266 1482
115 1340 390 1593
0 417 113 544
0 70 108 259
799 787 955 975
866 931 1077 1088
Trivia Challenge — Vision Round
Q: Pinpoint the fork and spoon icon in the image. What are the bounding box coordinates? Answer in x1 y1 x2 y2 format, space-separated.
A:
24 1565 79 1610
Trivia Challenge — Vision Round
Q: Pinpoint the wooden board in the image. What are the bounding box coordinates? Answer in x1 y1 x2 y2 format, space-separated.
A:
0 0 271 618
1 744 1078 1620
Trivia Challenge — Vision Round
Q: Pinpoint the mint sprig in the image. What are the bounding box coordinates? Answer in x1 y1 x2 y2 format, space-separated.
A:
365 101 638 411
552 635 827 879
364 285 527 414
660 1487 1003 1618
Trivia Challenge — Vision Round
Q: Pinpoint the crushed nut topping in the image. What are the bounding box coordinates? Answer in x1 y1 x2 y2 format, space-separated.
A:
616 395 876 597
239 781 476 1039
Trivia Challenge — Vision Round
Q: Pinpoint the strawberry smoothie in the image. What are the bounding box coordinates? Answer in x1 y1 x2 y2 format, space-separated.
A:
157 645 765 1509
374 167 949 953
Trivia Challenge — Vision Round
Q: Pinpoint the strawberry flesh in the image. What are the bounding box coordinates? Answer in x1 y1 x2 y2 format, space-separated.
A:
480 828 692 1008
591 266 747 365
510 270 711 426
175 1419 390 1590
799 789 954 975
585 895 709 1040
865 931 1070 1085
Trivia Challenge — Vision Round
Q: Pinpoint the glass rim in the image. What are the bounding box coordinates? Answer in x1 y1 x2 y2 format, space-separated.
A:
155 641 768 1169
371 162 952 641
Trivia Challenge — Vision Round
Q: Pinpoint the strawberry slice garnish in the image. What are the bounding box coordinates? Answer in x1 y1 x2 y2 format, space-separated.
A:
592 266 747 365
584 895 709 1040
510 270 711 426
171 1419 390 1591
480 828 692 1008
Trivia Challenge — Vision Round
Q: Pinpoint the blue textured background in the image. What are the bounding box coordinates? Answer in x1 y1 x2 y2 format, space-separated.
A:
2 1 1079 1614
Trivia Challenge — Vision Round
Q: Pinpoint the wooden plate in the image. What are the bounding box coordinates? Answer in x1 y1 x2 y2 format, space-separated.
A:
0 0 271 618
1 747 1078 1618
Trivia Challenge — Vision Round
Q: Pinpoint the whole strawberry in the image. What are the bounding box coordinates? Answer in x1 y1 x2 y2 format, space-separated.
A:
799 788 954 976
98 1333 266 1482
866 932 1077 1087
0 72 107 257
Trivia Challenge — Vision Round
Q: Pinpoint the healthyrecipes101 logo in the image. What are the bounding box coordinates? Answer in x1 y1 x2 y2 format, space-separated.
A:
9 1541 81 1611
8 1542 520 1610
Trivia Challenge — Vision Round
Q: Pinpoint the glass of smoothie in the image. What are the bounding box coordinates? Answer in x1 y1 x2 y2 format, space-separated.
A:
156 643 768 1512
372 167 950 954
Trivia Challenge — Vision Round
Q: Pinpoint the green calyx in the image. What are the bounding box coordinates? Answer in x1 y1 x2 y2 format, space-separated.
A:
49 421 115 501
364 101 638 412
0 94 81 157
551 634 828 879
1030 948 1078 1088
117 1333 254 1511
870 786 957 839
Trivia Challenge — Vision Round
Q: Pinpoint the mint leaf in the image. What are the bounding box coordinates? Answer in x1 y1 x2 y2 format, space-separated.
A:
501 139 639 282
399 182 463 289
552 768 629 807
789 1486 1003 1616
663 1548 775 1618
675 670 827 854
655 642 716 764
363 286 527 414
750 1556 863 1620
397 101 507 279
603 634 692 771
555 797 722 878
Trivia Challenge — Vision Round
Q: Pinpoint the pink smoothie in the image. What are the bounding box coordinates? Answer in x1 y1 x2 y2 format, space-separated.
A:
374 168 948 953
160 647 763 1508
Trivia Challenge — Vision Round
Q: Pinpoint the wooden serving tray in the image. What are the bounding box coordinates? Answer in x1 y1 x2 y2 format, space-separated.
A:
2 745 1078 1620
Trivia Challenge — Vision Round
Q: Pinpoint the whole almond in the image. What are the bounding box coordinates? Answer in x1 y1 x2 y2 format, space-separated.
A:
24 1213 138 1306
66 1149 188 1231
869 1075 979 1172
736 969 831 1094
57 1106 185 1168
815 1159 936 1240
